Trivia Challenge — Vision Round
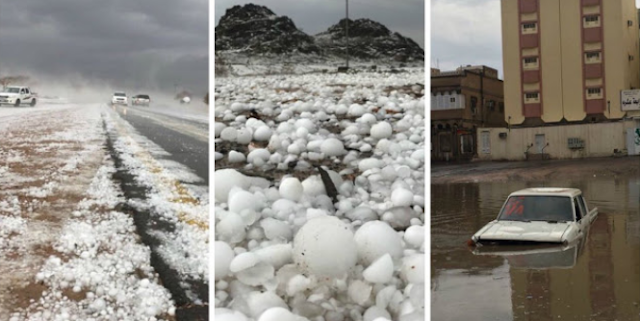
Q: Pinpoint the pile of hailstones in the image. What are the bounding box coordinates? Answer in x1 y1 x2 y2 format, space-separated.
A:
215 167 425 321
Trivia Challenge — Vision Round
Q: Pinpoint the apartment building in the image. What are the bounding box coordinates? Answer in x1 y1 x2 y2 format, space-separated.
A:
431 65 506 162
502 0 640 126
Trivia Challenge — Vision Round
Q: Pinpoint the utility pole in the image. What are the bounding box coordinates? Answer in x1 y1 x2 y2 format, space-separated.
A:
346 0 349 69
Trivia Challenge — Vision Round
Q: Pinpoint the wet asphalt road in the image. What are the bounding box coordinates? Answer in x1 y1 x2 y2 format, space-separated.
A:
114 105 209 185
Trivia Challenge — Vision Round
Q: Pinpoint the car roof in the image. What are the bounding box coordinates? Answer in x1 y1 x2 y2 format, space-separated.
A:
509 188 582 198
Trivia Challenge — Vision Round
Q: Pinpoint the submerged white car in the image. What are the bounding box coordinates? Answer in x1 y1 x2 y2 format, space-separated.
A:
471 188 598 245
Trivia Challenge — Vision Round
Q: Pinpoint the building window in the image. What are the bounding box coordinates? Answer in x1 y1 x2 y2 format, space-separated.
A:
586 87 603 99
521 22 537 34
585 51 601 63
499 102 504 113
584 15 600 28
523 56 539 69
524 92 540 103
450 97 456 103
470 96 478 114
460 135 474 154
488 100 495 111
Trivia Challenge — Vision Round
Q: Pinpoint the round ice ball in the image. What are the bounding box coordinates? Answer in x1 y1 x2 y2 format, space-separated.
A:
279 177 303 202
401 254 425 284
354 221 403 265
391 188 414 207
321 138 347 156
254 126 273 142
370 122 392 139
404 226 424 248
215 241 235 280
215 169 250 202
292 216 357 277
259 307 307 321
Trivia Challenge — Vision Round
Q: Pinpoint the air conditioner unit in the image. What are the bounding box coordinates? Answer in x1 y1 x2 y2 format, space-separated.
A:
499 132 508 139
628 20 633 27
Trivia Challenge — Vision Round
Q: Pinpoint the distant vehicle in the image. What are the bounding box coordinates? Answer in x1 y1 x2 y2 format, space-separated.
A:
132 94 151 106
111 92 128 105
0 86 37 107
181 96 191 104
470 188 598 245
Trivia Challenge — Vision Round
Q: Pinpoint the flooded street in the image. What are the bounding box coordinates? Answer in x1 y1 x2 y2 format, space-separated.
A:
431 178 640 321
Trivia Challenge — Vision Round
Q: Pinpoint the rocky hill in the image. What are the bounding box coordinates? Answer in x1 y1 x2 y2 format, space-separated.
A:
315 18 424 62
215 4 320 55
215 3 424 63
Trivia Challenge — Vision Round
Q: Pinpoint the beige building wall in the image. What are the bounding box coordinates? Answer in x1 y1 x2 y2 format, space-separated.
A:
501 0 523 125
501 0 639 125
476 120 636 160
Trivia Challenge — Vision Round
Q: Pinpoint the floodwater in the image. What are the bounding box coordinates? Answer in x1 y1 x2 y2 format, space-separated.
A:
431 179 640 321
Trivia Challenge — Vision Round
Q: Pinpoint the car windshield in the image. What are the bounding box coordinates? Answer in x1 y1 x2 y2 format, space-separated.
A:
497 195 574 222
137 95 150 99
3 87 20 93
114 93 126 97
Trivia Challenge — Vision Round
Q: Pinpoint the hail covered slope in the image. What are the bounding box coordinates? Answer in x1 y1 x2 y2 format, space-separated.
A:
214 70 425 321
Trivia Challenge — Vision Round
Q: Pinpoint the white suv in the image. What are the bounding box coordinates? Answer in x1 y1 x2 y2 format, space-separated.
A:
111 92 128 105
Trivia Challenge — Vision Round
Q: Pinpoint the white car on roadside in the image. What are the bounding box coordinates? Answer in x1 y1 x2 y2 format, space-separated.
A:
111 92 128 105
470 188 598 245
0 86 37 107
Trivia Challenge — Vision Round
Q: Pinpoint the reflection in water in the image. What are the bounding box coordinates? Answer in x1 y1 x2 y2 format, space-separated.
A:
431 179 640 321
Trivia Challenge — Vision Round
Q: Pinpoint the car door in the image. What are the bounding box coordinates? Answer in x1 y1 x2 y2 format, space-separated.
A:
573 197 588 232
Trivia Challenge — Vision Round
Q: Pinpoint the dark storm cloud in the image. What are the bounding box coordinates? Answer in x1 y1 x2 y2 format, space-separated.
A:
214 0 425 48
0 0 208 94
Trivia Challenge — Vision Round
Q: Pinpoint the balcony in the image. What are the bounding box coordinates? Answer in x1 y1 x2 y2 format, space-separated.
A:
584 63 603 79
581 0 600 6
522 70 540 83
523 103 542 117
521 34 539 48
585 99 604 114
583 27 602 42
519 0 537 13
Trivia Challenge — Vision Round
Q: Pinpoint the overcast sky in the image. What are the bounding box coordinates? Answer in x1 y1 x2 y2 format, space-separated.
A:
432 0 640 79
0 0 208 95
214 0 425 48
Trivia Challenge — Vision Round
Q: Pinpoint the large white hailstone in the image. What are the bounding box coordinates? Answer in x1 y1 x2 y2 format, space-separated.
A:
215 152 224 161
358 113 377 125
363 306 392 321
354 221 403 265
220 127 238 142
348 104 366 116
345 207 379 222
254 244 293 269
302 175 326 197
216 308 249 321
391 188 414 207
335 104 348 115
348 280 372 305
237 262 275 286
404 226 424 248
260 217 293 241
181 96 191 103
215 169 250 202
254 126 273 141
237 128 253 144
228 151 246 163
229 190 259 214
292 216 358 278
321 138 347 156
245 291 288 319
279 177 303 202
295 118 316 133
231 102 245 112
215 241 235 280
215 122 227 137
411 149 425 162
230 252 260 273
217 212 246 243
370 122 393 139
401 254 425 284
362 253 394 284
286 274 311 296
259 307 310 321
381 207 416 229
359 158 385 171
247 149 271 166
